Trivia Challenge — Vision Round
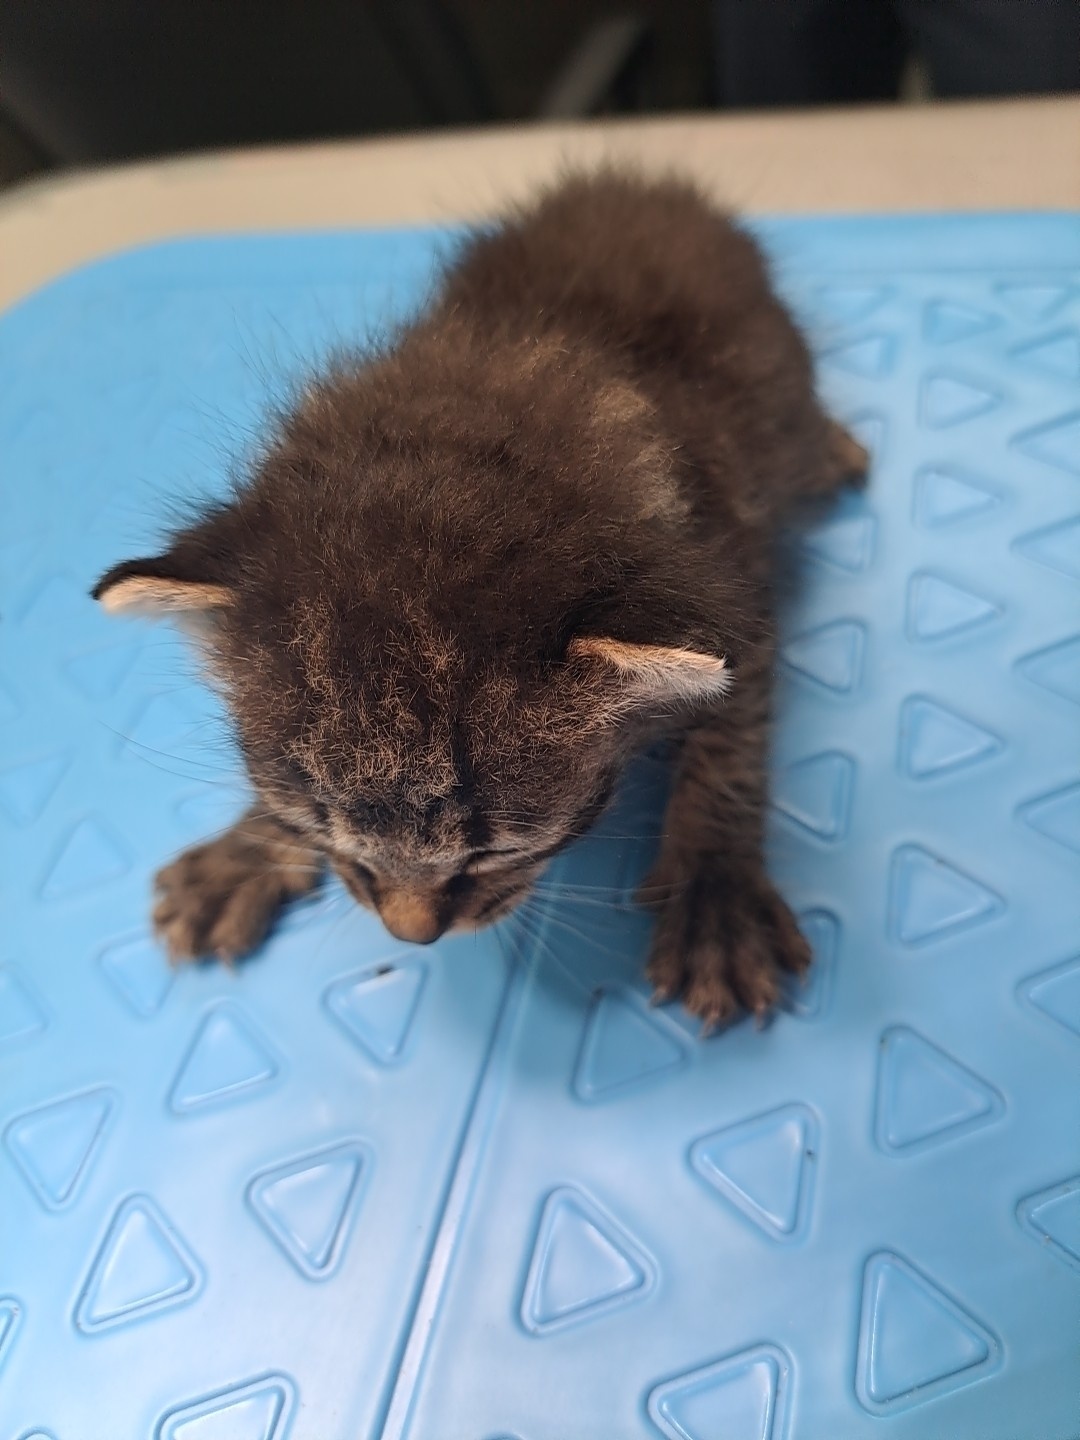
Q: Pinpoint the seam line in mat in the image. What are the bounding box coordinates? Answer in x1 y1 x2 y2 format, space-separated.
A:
377 918 549 1440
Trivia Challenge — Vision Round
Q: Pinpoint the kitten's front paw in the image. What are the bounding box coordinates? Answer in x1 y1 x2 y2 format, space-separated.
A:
153 827 314 965
641 860 810 1031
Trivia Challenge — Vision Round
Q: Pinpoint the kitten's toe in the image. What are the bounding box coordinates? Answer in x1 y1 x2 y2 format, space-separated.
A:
203 876 281 961
646 863 808 1026
151 841 291 965
645 921 686 1004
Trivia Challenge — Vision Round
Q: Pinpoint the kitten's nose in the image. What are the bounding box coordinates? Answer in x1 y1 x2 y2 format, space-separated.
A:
378 891 445 945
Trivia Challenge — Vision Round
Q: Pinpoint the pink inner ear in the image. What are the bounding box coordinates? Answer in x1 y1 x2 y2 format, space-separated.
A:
97 576 233 615
568 636 730 704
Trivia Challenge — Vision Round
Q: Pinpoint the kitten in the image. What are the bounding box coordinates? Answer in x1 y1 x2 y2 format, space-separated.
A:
94 171 865 1028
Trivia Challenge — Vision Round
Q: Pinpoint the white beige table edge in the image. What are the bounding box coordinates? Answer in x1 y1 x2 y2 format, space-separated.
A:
1 97 1078 314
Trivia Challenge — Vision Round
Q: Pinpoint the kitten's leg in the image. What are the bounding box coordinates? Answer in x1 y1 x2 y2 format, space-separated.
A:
819 419 869 493
153 809 323 964
641 665 809 1028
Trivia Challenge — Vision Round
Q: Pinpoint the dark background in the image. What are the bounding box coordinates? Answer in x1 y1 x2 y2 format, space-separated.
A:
1 0 1077 186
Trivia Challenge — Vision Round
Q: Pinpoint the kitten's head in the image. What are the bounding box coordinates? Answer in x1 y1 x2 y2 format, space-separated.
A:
94 347 735 942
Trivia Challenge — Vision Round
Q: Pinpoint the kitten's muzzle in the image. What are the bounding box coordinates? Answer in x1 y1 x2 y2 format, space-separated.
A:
378 890 446 945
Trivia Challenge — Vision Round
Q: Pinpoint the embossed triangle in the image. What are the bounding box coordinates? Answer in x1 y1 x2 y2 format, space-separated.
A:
521 1188 652 1332
1015 412 1080 476
782 909 837 1018
890 846 1002 945
123 688 226 766
41 818 130 899
822 333 894 378
0 1297 20 1373
19 575 87 628
772 752 853 841
99 934 174 1018
0 753 69 825
1018 636 1080 705
1018 1179 1080 1272
649 1346 789 1440
899 698 1001 778
573 988 685 1100
906 573 999 642
912 468 999 527
5 1088 114 1208
1014 518 1080 581
248 1143 367 1279
0 964 48 1046
847 412 886 465
923 300 998 345
324 961 426 1064
815 283 890 323
157 1376 295 1440
76 1196 202 1332
691 1106 815 1237
875 1028 1001 1152
857 1253 997 1413
1022 957 1080 1037
919 372 1000 427
62 641 141 700
801 508 874 572
170 1006 278 1112
996 281 1072 320
781 621 863 693
1022 783 1080 854
1011 329 1080 379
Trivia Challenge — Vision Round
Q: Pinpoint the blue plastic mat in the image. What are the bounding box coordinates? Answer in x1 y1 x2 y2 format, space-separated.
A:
1 214 1078 1440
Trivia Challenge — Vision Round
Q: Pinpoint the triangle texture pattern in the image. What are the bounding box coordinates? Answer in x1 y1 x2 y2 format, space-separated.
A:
248 1143 367 1279
649 1347 789 1440
919 372 1000 427
801 510 875 572
781 621 863 692
573 988 685 1100
1018 1179 1080 1273
875 1028 1001 1152
521 1188 652 1332
912 467 998 527
169 1006 278 1112
0 753 68 825
1011 329 1080 379
890 845 1002 944
691 1106 814 1237
1023 957 1080 1037
1015 412 1080 476
923 299 998 345
41 818 129 899
157 1376 295 1440
0 965 48 1046
1022 783 1080 855
98 934 174 1018
857 1254 997 1412
1018 636 1080 705
772 752 853 841
1014 517 1080 580
76 1196 202 1332
323 961 426 1064
899 698 1001 778
5 1088 114 1209
906 573 999 642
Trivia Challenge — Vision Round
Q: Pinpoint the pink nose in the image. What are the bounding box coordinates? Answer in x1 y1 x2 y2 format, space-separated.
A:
378 892 445 945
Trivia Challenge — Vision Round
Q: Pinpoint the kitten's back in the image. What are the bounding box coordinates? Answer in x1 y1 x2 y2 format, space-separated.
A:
438 170 829 530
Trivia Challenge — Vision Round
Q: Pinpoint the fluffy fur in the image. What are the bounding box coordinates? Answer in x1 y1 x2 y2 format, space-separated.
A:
95 170 865 1025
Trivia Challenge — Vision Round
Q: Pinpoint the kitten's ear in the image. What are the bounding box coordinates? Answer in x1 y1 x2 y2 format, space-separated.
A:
568 636 731 707
92 556 234 617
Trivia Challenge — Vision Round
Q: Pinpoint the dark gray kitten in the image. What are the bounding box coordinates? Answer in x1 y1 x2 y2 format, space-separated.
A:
94 170 865 1029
